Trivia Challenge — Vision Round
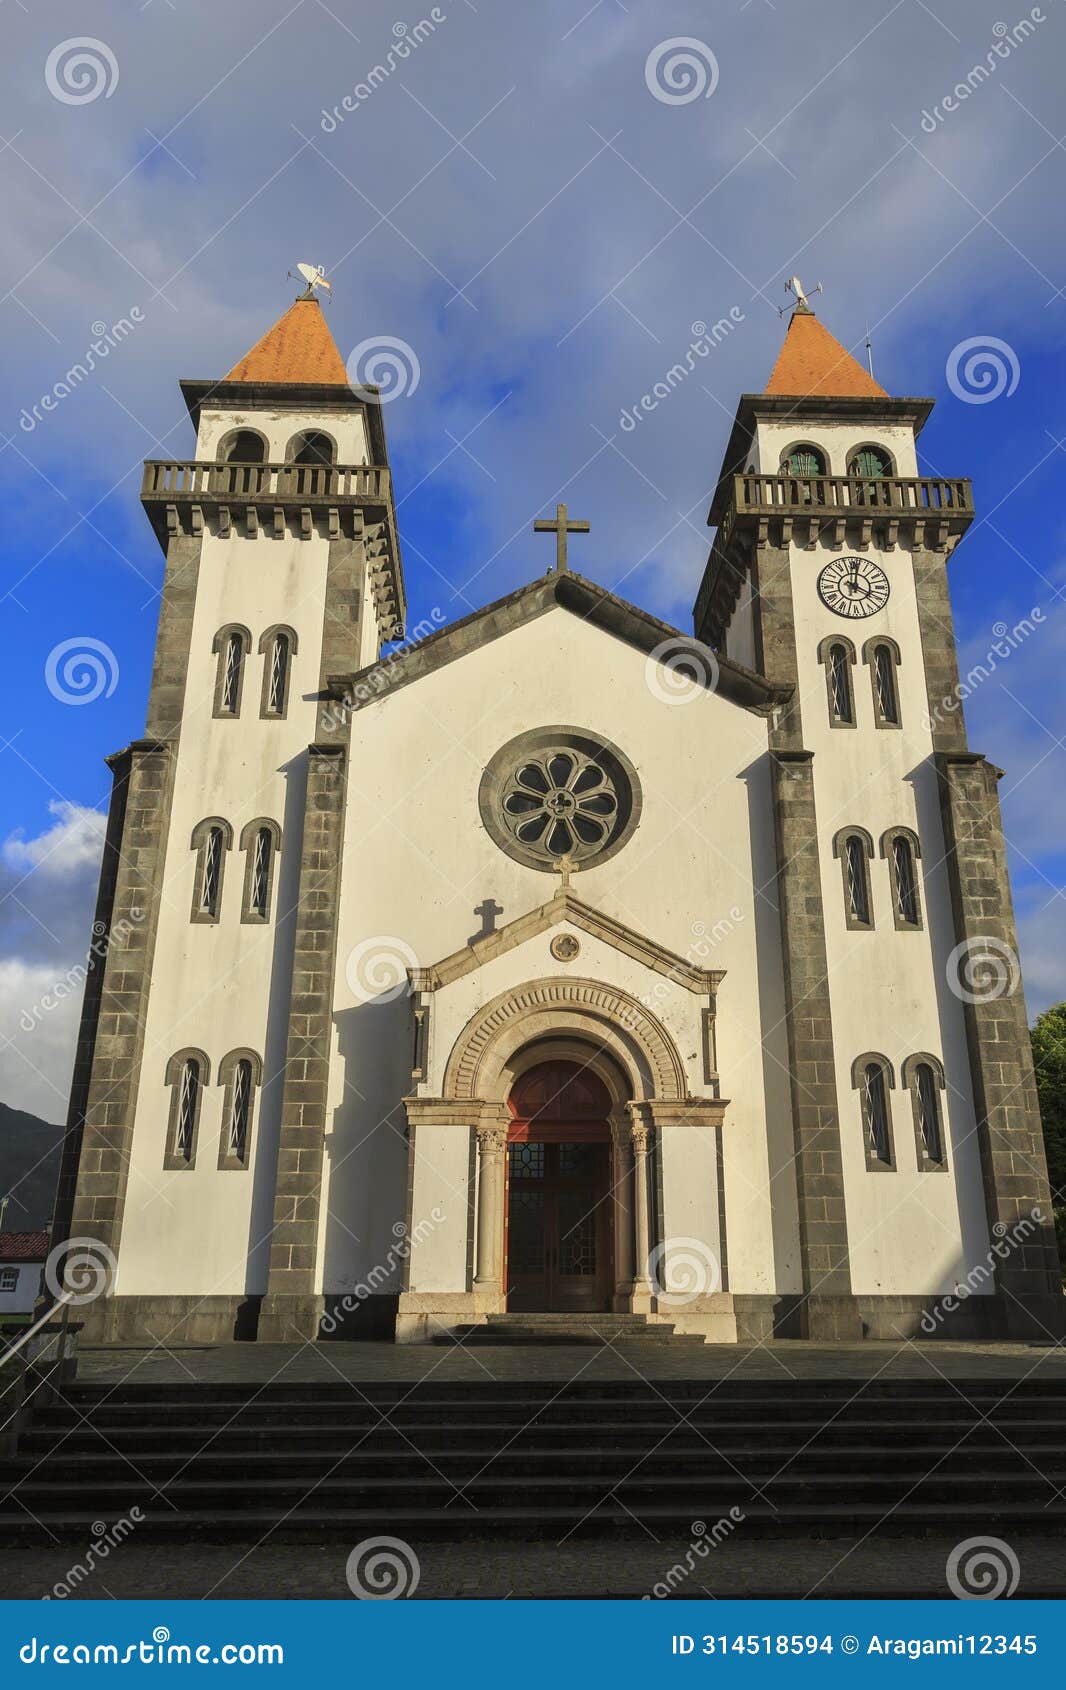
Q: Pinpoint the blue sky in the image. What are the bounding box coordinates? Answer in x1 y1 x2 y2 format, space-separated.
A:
2 0 1065 1119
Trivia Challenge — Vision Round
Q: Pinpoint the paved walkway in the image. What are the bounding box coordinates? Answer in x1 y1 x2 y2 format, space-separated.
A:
75 1338 1066 1387
8 1533 1066 1600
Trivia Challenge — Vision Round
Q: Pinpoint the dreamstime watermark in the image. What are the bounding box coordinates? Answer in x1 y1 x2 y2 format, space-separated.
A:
946 1536 1021 1599
345 1536 421 1598
45 638 119 705
345 935 420 1004
946 935 1021 1004
19 912 143 1035
320 608 446 731
640 910 743 1024
19 310 145 433
321 1211 445 1335
946 335 1020 404
618 310 745 433
45 38 119 105
347 336 421 403
645 636 720 704
44 1237 117 1306
648 1236 722 1305
43 1511 144 1600
645 38 719 106
320 12 447 130
919 11 1046 132
19 1630 284 1666
919 1208 1045 1333
642 1511 745 1598
923 608 1044 729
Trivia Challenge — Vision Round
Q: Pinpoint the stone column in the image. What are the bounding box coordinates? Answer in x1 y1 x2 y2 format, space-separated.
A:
473 1120 508 1299
628 1116 654 1313
609 1117 634 1310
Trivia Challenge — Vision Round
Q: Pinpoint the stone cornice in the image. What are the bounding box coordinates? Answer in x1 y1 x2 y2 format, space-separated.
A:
410 889 725 996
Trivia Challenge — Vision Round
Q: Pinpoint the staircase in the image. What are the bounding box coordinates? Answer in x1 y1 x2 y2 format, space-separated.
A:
435 1313 707 1346
3 1375 1066 1542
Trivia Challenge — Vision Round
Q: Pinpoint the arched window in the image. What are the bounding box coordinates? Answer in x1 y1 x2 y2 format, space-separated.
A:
848 444 893 479
258 625 298 719
781 443 827 477
882 827 922 928
240 819 281 923
864 637 901 728
212 625 251 719
164 1049 210 1168
287 430 335 466
852 1053 896 1170
219 429 267 464
818 635 856 727
833 828 874 929
190 818 233 923
217 1049 262 1168
903 1054 947 1169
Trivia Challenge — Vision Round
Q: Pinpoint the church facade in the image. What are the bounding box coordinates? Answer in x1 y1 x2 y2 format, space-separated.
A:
54 292 1062 1346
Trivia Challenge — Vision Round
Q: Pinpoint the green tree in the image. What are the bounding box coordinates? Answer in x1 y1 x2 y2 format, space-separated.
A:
1031 1003 1066 1260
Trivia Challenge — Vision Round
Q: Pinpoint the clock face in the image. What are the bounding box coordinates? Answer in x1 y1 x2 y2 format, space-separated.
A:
817 555 890 619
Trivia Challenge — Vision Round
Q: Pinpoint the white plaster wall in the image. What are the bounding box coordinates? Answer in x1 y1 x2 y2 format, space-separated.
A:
753 419 920 480
195 406 370 467
323 606 799 1300
762 407 991 1295
116 527 330 1298
0 1263 42 1314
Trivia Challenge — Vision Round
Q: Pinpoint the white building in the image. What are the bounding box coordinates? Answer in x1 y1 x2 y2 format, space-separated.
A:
0 1232 48 1318
55 290 1061 1345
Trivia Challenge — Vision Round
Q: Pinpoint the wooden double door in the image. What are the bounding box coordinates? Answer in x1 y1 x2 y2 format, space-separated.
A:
504 1060 613 1313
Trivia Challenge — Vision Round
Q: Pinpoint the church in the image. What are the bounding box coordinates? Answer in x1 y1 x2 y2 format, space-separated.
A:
52 283 1062 1348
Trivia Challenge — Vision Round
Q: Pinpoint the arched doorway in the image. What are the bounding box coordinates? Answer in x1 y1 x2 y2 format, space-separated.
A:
505 1059 613 1313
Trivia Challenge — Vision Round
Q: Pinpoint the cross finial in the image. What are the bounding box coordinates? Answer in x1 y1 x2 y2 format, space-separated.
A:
554 854 579 892
533 503 590 574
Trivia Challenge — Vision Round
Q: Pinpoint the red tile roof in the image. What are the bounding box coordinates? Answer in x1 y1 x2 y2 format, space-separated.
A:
766 306 887 399
0 1230 49 1261
223 298 350 385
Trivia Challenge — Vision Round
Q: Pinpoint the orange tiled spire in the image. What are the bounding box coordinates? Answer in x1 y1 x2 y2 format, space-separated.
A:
223 297 349 385
765 303 887 399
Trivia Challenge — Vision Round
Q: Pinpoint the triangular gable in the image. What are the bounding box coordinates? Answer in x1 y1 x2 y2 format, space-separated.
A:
410 888 725 995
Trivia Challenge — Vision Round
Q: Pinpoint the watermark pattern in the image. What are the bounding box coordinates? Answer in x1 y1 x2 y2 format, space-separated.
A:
345 936 419 1004
19 1630 284 1665
645 39 719 106
19 310 145 433
43 1511 144 1600
321 1211 445 1334
946 935 1021 1004
45 638 119 706
347 336 421 403
320 12 447 130
19 913 143 1035
946 1536 1021 1599
320 609 446 731
618 311 745 432
645 636 720 705
45 39 119 106
920 11 1046 132
946 335 1020 404
643 1511 745 1598
648 1236 721 1304
920 1209 1045 1333
345 1536 421 1599
923 609 1044 730
44 1237 117 1306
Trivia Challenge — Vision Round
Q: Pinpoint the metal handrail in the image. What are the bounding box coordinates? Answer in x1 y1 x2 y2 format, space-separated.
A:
0 1290 74 1371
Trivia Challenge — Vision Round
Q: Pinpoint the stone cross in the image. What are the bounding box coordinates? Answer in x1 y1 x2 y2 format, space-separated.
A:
533 503 590 574
554 854 579 892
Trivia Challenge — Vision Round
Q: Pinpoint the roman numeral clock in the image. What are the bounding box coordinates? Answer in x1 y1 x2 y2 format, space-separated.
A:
817 554 890 618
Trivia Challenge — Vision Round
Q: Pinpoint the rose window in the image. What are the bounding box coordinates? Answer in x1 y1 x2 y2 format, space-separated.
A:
479 728 641 871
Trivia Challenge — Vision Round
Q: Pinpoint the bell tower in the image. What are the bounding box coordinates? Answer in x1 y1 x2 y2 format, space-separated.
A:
694 290 1060 1340
55 288 406 1344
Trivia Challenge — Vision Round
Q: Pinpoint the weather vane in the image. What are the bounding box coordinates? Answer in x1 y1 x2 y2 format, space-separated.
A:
288 262 333 304
779 276 822 317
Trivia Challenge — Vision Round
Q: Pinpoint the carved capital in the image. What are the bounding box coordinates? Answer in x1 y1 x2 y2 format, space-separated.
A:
476 1123 508 1157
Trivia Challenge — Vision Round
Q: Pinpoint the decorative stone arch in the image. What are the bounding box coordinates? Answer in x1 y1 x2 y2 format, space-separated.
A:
832 825 875 930
847 440 897 477
863 634 903 728
817 633 857 728
880 825 924 929
851 1051 896 1172
902 1051 949 1171
442 977 687 1104
211 623 252 718
257 624 299 719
